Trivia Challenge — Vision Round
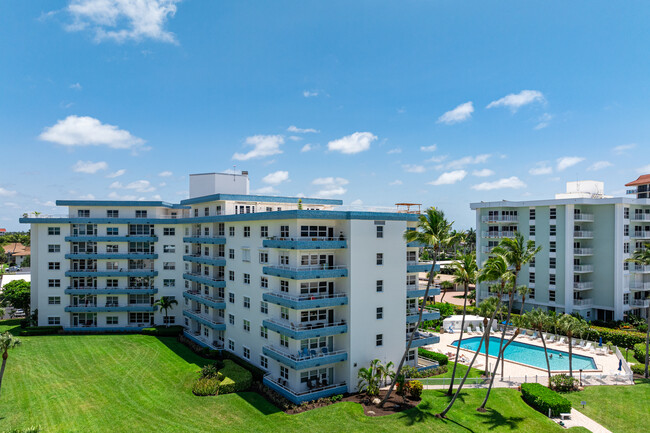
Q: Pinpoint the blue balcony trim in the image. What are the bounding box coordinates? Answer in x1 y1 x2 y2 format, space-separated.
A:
262 293 348 309
406 287 440 298
182 273 227 288
262 320 348 339
262 239 347 250
182 310 226 331
183 255 227 267
183 330 217 349
263 266 348 280
409 334 441 348
262 346 348 370
64 288 158 295
407 241 427 248
64 236 158 242
262 377 348 405
407 263 438 273
182 237 227 245
406 310 440 324
65 253 158 260
65 270 158 277
182 291 226 309
64 305 157 313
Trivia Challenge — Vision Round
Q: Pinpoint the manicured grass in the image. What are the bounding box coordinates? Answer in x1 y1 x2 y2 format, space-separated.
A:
0 319 21 333
563 379 650 433
0 330 592 433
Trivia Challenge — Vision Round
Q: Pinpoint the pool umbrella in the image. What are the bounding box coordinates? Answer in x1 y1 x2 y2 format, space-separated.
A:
618 359 623 371
598 337 602 347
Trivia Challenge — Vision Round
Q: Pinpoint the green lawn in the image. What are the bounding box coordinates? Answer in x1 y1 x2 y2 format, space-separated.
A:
0 318 21 333
0 329 609 433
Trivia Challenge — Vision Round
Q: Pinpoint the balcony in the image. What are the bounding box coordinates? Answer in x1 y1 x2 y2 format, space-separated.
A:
406 307 440 323
65 253 158 260
182 290 226 309
65 235 158 242
182 309 226 331
632 231 650 239
481 246 495 254
65 269 158 277
573 298 593 308
262 318 347 339
262 292 348 309
631 265 650 274
573 213 594 222
263 265 348 280
262 345 348 370
408 330 441 348
481 215 519 223
183 254 227 267
64 287 158 295
263 375 347 405
574 265 594 273
632 214 650 221
630 299 650 308
182 330 222 350
182 272 226 288
574 231 594 239
573 282 594 291
182 236 226 245
407 261 438 273
263 237 347 250
482 231 517 239
630 282 650 291
64 304 157 313
406 283 441 298
573 248 593 256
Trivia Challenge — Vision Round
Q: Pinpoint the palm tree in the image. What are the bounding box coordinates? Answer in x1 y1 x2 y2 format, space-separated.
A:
478 295 500 375
381 207 455 406
439 280 454 303
525 309 552 380
626 243 650 378
499 313 527 378
377 360 395 387
517 285 531 315
559 314 587 377
446 253 478 396
0 331 21 398
357 359 381 396
153 296 179 327
465 228 476 253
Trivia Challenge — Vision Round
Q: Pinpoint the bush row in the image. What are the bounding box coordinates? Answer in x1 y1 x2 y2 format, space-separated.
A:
18 326 62 336
521 383 571 417
217 360 253 394
141 326 184 337
417 348 448 366
633 343 648 364
631 363 647 376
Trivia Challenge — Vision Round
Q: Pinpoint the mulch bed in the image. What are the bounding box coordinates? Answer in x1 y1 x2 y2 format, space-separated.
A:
340 391 421 416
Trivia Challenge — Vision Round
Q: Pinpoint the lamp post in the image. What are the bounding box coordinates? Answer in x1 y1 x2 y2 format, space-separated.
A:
579 369 583 386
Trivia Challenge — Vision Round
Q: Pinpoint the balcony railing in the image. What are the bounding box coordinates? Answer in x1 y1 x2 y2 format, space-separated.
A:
632 265 650 273
573 282 594 290
574 231 594 238
482 231 517 238
630 282 650 291
573 298 593 306
574 248 594 255
632 214 650 221
263 375 347 404
632 231 650 239
183 290 226 309
262 318 348 339
630 299 650 308
574 265 594 273
407 330 441 348
182 309 226 330
573 213 594 222
481 215 519 223
262 345 348 370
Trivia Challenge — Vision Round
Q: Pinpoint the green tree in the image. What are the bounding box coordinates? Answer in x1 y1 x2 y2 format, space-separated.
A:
438 280 454 303
525 308 552 380
381 207 456 406
626 242 650 378
153 296 178 327
0 331 21 398
559 314 588 377
357 359 382 396
0 279 30 316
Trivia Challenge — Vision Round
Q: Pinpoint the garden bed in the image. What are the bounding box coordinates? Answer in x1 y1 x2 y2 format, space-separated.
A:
340 390 421 416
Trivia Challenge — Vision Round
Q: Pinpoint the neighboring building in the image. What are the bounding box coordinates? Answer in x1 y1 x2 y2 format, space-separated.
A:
471 179 650 322
20 171 439 403
2 243 31 267
0 228 6 236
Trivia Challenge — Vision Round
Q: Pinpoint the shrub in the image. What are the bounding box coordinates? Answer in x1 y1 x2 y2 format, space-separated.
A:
521 383 571 417
585 326 645 349
418 348 448 366
409 380 423 399
631 363 647 375
330 394 343 402
192 377 220 396
19 326 62 336
217 360 253 394
141 325 183 337
549 374 578 393
201 363 222 379
633 343 647 364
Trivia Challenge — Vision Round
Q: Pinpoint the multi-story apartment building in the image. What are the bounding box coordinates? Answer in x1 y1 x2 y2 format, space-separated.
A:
471 178 650 322
20 171 440 403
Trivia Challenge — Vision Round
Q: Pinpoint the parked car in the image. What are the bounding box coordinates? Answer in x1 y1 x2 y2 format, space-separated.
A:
13 309 25 317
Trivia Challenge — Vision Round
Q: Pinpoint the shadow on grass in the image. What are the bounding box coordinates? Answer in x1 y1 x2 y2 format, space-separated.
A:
155 336 212 368
476 407 525 431
236 391 283 416
395 391 476 432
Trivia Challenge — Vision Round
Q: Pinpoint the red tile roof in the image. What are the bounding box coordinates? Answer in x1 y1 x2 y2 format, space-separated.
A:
626 174 650 187
0 228 5 233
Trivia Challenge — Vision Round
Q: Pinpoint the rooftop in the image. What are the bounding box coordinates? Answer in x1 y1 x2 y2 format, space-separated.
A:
625 174 650 187
2 243 30 256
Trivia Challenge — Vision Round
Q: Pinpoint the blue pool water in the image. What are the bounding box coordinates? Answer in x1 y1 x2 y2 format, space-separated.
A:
452 336 597 371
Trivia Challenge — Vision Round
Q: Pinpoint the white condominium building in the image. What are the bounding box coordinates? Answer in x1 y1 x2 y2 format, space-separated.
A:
471 178 650 322
20 171 440 403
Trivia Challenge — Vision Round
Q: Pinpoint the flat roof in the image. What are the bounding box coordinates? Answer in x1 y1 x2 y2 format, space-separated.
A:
180 193 343 206
470 197 650 209
55 200 190 209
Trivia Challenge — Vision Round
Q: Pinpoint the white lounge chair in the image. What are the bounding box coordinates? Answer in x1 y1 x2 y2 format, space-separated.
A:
557 337 566 345
547 334 555 343
577 340 586 349
529 331 538 340
582 342 592 352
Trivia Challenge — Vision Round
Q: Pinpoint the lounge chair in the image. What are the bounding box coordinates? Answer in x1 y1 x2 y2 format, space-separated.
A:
321 347 329 355
558 337 567 345
529 331 538 340
302 347 310 358
582 342 592 352
310 349 318 358
546 334 555 343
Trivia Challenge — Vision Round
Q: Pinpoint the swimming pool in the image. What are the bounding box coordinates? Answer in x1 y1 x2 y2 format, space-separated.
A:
451 336 597 371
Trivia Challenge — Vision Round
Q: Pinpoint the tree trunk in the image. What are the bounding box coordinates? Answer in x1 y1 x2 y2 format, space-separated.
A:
447 281 469 396
646 304 649 379
483 317 490 377
540 325 551 381
165 308 169 328
0 351 7 398
501 328 521 379
568 332 573 377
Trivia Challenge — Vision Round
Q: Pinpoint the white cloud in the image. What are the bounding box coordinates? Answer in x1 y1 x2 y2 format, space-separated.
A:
107 192 142 200
72 160 108 174
427 155 447 163
327 132 377 154
486 90 545 112
420 145 437 152
0 187 17 197
69 82 82 90
350 199 363 206
301 144 313 153
587 161 613 171
252 186 278 195
4 202 19 208
303 90 318 98
534 113 553 130
288 136 302 142
636 164 650 173
471 176 526 191
428 170 467 186
613 143 637 154
65 0 180 44
39 115 146 151
402 164 426 173
232 135 284 161
262 170 289 185
110 179 155 193
437 102 473 125
529 162 553 175
557 156 585 171
158 171 173 177
472 168 494 177
443 154 490 170
287 125 318 133
387 148 402 154
78 193 95 200
389 180 403 186
312 177 348 197
106 169 126 178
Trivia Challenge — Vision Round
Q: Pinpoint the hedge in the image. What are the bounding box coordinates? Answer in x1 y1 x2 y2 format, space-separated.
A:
193 377 221 396
584 326 646 349
633 343 648 364
631 363 647 376
217 360 252 394
19 326 62 336
418 348 448 366
521 383 571 417
141 325 184 337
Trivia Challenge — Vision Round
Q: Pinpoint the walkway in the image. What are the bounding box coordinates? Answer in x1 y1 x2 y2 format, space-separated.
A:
552 408 613 433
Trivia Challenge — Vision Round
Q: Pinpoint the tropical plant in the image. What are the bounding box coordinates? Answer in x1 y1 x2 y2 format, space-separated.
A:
0 279 30 316
357 359 382 396
439 280 454 303
377 360 395 386
626 242 650 378
477 295 501 375
499 313 528 379
525 308 552 380
0 331 21 398
517 284 531 315
381 207 456 406
153 296 179 327
559 314 588 377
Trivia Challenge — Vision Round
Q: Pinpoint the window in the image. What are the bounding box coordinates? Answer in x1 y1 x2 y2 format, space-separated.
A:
549 290 556 302
280 225 289 238
107 279 118 287
376 307 383 319
550 208 556 220
194 209 199 218
106 261 119 270
259 252 268 263
243 347 250 359
624 207 630 219
280 365 289 380
376 280 383 292
243 296 250 308
549 241 556 253
244 226 250 237
243 274 251 285
48 227 60 235
376 253 383 265
624 261 629 271
260 301 268 314
624 293 630 305
260 277 268 289
376 226 384 238
280 335 289 349
280 255 289 265
260 355 268 369
243 320 250 332
624 225 629 236
229 249 235 259
163 245 175 253
163 279 175 287
242 248 251 262
228 339 235 351
529 257 535 268
48 244 61 253
78 209 90 217
229 271 235 281
529 273 535 283
280 280 289 292
48 296 61 305
106 296 119 306
260 226 268 237
48 279 61 288
550 225 556 236
229 293 235 304
48 317 61 325
135 210 147 218
163 316 175 324
107 210 119 218
624 242 630 254
106 316 118 325
229 226 235 237
281 307 289 320
549 258 556 269
376 334 383 346
204 207 209 217
549 274 556 285
107 244 119 253
228 314 235 325
163 262 176 270
48 262 60 270
529 208 535 220
107 227 119 236
163 228 175 236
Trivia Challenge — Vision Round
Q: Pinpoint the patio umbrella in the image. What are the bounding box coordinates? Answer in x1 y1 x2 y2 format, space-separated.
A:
598 337 602 347
618 359 622 371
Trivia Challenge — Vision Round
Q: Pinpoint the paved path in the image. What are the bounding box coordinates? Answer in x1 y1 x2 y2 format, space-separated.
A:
553 408 612 433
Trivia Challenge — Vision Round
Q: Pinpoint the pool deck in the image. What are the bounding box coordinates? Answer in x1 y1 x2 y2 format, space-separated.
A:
423 329 633 386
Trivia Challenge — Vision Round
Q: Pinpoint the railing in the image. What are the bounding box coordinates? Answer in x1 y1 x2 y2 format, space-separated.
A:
264 345 345 362
630 282 650 291
264 374 346 398
573 298 593 306
574 248 594 255
632 231 650 238
268 236 345 242
481 215 518 223
574 265 594 272
627 188 638 194
184 309 225 326
632 265 650 273
573 213 594 222
630 299 650 308
184 272 225 282
406 307 439 316
632 214 650 221
265 291 347 302
482 231 517 238
184 290 224 304
573 282 594 290
574 231 594 238
264 317 346 331
406 260 434 266
269 264 347 272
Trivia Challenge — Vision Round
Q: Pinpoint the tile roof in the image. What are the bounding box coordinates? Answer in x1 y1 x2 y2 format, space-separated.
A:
626 174 650 187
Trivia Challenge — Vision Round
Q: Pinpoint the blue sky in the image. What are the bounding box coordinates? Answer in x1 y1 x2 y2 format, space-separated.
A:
1 1 649 231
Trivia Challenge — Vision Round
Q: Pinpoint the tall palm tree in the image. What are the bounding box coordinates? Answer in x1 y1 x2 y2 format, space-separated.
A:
446 253 478 396
0 331 21 398
381 207 455 406
559 314 587 377
499 313 528 379
525 309 552 381
153 296 179 327
439 280 454 303
465 228 476 253
477 295 500 375
626 243 650 378
517 285 532 315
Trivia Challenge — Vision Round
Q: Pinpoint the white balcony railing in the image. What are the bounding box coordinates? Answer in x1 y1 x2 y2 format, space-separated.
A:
574 282 594 290
574 265 594 273
266 291 347 302
632 214 650 221
574 231 594 238
632 231 650 239
481 215 518 223
630 299 650 308
482 231 517 239
632 265 650 273
574 248 594 255
629 282 650 291
573 213 594 222
573 298 593 306
270 264 347 272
